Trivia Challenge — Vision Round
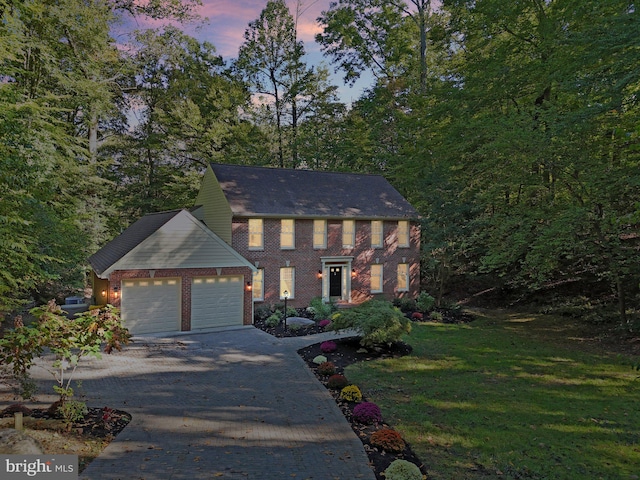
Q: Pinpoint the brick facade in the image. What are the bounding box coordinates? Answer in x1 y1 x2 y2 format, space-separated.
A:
107 267 254 330
232 218 420 308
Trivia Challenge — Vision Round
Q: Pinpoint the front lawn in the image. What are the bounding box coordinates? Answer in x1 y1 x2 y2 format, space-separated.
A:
346 310 640 479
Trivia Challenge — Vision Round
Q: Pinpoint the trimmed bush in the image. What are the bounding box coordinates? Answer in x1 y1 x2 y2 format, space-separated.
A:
312 355 328 365
370 429 406 453
383 459 422 480
416 292 435 312
411 312 424 320
339 385 362 403
327 374 349 390
317 361 336 376
265 313 281 328
318 319 331 328
320 340 337 353
352 402 382 424
308 297 336 319
329 300 411 347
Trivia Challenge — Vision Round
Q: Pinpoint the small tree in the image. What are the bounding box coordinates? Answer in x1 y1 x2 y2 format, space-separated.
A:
0 300 130 408
329 300 411 347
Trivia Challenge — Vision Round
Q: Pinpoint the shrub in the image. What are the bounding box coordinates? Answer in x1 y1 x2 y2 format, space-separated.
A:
340 385 362 403
327 374 349 390
329 300 411 348
320 340 337 353
254 305 272 321
416 292 435 312
393 296 416 312
411 312 423 320
352 402 382 424
383 459 422 480
429 311 443 322
313 355 328 365
317 361 336 376
288 323 301 331
309 297 336 319
370 428 406 453
318 319 331 328
265 313 281 328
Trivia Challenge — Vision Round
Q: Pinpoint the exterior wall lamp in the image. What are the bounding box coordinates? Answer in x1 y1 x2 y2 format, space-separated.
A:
246 281 252 291
317 270 323 279
351 268 357 278
113 286 119 299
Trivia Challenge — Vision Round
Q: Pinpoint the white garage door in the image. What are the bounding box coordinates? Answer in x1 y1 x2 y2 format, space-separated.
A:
121 278 181 335
191 276 243 329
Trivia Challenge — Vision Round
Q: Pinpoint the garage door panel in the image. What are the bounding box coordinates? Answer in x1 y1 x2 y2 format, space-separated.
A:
191 276 243 329
121 278 181 335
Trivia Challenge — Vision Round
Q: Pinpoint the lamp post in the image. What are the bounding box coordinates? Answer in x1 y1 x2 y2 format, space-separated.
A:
283 290 289 331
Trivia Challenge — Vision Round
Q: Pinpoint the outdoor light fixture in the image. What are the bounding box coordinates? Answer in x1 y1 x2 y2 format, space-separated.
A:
283 290 289 331
113 286 119 299
351 268 357 278
246 281 252 291
317 270 323 279
101 289 107 297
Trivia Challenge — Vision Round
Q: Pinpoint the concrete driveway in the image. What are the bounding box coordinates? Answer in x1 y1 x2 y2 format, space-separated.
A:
24 327 375 480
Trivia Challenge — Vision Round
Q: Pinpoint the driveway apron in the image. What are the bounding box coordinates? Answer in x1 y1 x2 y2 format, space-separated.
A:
57 327 377 480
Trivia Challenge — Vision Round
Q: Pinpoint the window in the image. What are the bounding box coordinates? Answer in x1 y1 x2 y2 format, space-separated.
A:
252 269 264 301
248 219 263 249
370 264 383 293
313 219 327 249
371 220 383 248
342 219 355 248
397 264 409 292
397 220 410 247
280 267 295 298
280 219 295 249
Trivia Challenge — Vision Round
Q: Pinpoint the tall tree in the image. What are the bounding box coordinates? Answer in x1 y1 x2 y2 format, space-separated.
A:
236 0 340 168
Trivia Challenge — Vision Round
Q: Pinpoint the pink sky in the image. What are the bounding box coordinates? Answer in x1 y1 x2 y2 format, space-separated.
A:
121 0 370 103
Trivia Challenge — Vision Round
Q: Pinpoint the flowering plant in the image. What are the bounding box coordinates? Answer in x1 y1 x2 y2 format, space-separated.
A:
352 402 382 424
320 341 337 353
317 361 336 376
339 385 362 403
318 319 331 328
411 312 423 320
312 355 328 365
370 429 405 453
327 374 349 390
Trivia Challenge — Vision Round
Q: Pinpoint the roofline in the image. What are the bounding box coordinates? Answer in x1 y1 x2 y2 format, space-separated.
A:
229 214 420 221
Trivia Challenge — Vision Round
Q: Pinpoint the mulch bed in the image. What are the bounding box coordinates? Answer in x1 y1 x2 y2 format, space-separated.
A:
1 404 131 439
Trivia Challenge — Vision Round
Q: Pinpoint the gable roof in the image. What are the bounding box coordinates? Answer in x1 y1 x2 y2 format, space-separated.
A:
210 163 419 219
89 210 181 276
89 209 255 278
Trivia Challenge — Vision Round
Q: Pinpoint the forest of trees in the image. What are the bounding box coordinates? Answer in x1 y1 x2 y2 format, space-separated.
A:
1 0 639 328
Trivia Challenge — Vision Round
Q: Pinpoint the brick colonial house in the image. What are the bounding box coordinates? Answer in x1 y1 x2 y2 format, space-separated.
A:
89 164 420 335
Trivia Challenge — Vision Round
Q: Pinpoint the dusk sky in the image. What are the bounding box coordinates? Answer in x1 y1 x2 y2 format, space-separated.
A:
123 0 372 103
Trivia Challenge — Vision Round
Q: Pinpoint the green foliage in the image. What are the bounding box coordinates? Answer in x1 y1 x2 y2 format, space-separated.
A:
254 305 272 321
265 314 281 328
312 355 328 365
416 292 435 312
339 385 362 403
58 400 88 430
393 296 416 313
330 300 411 347
382 459 422 480
0 301 130 405
308 297 336 320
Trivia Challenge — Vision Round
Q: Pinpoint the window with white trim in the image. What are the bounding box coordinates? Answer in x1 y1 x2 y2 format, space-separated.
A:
397 220 410 248
313 219 327 249
252 268 264 301
370 264 383 293
342 219 355 248
371 220 383 248
248 218 263 250
280 267 295 299
280 219 295 249
397 263 409 292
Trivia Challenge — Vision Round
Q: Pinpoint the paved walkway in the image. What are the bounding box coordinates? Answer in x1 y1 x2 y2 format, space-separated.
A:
21 327 376 480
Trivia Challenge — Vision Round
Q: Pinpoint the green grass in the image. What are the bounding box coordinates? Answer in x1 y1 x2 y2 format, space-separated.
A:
346 311 640 480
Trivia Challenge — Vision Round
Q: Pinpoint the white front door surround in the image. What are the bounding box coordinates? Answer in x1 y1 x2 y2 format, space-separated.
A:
321 256 353 303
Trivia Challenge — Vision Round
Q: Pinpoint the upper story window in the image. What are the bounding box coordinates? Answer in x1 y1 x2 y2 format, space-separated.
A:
397 263 409 292
397 220 410 248
252 268 264 301
313 219 327 249
371 220 383 248
248 218 263 250
342 219 355 249
370 264 383 293
280 219 295 249
280 267 295 299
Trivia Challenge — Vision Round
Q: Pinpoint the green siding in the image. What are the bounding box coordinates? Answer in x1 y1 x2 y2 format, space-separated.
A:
195 166 233 244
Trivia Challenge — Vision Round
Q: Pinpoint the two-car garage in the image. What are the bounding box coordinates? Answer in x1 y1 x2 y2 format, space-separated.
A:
120 276 245 335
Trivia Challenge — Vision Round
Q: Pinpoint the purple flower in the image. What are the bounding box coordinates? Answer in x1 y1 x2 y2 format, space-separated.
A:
320 340 337 353
318 319 331 328
352 402 382 424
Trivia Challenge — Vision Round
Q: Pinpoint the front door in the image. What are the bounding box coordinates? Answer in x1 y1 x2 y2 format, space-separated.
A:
329 266 342 297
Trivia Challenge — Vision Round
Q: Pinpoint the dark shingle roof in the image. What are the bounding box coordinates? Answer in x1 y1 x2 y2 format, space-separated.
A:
89 210 182 276
211 163 418 219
